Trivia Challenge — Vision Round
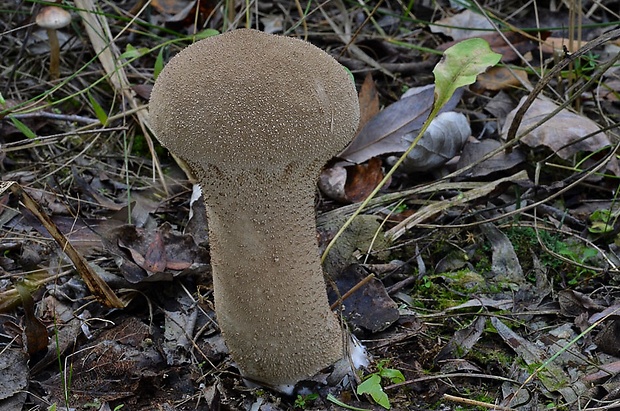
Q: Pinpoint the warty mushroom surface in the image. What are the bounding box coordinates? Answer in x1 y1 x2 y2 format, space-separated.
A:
148 28 364 393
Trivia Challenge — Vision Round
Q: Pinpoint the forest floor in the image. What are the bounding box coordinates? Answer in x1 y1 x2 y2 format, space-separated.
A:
1 0 620 410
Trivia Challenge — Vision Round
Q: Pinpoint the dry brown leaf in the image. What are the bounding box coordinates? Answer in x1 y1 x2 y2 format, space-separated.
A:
502 97 611 160
344 157 385 203
541 37 588 54
457 138 525 178
319 157 386 203
474 66 528 91
358 73 380 132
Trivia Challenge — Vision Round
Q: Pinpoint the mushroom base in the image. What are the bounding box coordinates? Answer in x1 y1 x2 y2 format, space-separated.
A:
243 334 369 395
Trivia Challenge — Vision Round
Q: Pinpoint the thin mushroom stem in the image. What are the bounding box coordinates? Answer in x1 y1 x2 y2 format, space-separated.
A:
46 28 60 80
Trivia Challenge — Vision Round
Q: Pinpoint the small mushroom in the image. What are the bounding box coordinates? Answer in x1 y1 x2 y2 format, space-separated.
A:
35 6 71 80
149 29 364 392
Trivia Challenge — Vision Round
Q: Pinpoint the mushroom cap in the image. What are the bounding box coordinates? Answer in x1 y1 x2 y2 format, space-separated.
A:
36 6 71 30
148 29 359 174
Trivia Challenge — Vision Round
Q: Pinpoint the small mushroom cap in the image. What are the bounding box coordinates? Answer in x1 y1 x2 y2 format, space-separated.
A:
149 29 359 173
36 6 71 30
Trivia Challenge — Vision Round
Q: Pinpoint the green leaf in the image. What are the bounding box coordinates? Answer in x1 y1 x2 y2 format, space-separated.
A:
88 92 108 125
379 367 405 384
0 92 5 105
9 116 37 139
118 44 149 60
589 221 613 234
357 374 390 409
590 209 612 224
433 38 502 112
581 247 598 259
194 29 220 41
154 47 165 80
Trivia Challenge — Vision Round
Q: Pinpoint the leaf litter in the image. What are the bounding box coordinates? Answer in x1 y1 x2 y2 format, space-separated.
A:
1 1 620 410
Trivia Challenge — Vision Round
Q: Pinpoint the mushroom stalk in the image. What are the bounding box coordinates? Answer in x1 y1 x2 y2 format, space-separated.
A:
46 28 60 80
148 28 363 392
207 169 344 388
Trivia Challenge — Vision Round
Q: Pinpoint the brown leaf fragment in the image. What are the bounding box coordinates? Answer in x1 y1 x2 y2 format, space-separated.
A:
430 9 493 40
319 157 388 203
143 231 167 273
110 223 208 283
589 303 620 323
479 222 524 284
583 359 620 382
541 37 588 55
43 317 164 405
132 83 153 100
151 0 217 26
358 73 380 132
491 317 585 402
15 282 48 355
435 316 485 363
344 157 386 203
474 66 528 92
503 97 611 160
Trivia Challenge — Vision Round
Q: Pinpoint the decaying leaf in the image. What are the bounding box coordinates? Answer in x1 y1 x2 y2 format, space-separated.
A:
358 73 380 131
319 157 386 203
475 66 529 91
430 9 494 41
151 0 217 25
327 264 399 333
399 111 471 172
457 138 526 178
339 85 464 164
479 222 524 284
162 289 198 364
541 37 589 54
435 316 486 363
387 170 529 240
41 317 164 405
321 214 391 276
106 223 210 283
503 97 612 160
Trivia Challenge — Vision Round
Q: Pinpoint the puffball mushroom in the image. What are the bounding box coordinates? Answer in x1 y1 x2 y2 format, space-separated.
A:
149 29 365 392
35 6 71 80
